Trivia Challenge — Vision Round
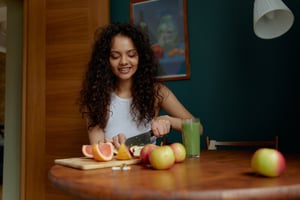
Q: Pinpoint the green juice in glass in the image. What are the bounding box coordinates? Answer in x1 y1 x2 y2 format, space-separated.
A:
182 118 200 157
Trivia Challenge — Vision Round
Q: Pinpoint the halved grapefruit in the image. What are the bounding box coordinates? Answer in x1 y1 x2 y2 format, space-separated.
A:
82 145 94 158
116 143 132 160
92 142 114 161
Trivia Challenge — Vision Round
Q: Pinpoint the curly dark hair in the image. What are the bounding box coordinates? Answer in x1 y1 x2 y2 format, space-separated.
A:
78 22 162 130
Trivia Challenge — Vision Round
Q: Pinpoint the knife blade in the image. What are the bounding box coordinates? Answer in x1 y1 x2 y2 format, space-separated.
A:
125 130 153 147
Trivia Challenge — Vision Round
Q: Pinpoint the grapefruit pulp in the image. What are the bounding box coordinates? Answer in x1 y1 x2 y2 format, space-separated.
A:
92 142 114 161
82 145 93 158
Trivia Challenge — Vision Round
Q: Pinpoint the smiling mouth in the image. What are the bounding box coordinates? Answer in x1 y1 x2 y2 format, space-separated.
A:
119 67 130 73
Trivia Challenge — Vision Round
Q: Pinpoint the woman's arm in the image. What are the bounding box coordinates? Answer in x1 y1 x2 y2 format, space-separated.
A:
88 125 105 144
152 84 203 136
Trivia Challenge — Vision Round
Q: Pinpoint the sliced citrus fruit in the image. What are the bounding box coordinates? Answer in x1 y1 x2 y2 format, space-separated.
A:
92 142 114 161
82 144 93 158
116 143 132 160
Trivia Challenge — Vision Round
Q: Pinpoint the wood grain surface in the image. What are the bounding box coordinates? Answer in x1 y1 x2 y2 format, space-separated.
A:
55 157 141 170
22 1 110 199
49 150 300 200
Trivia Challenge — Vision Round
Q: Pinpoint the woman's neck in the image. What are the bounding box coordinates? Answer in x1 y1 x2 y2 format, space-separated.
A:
115 80 132 98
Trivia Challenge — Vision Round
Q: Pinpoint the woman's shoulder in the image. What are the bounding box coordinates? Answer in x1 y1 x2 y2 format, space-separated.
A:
155 83 172 97
155 82 166 91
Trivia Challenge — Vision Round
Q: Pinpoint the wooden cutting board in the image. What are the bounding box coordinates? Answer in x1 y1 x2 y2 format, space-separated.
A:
54 157 141 170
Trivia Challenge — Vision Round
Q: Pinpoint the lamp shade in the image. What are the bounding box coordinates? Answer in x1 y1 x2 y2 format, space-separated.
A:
253 0 294 39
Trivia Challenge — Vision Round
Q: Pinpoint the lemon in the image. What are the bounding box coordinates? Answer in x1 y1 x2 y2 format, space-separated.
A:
116 143 132 160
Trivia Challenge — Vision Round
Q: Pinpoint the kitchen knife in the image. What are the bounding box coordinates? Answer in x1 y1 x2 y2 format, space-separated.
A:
125 130 153 147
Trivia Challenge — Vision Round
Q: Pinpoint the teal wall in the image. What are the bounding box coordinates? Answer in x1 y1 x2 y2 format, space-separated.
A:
111 0 300 152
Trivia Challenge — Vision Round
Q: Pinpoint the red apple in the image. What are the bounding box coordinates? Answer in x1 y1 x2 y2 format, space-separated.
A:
251 148 286 177
149 145 175 170
140 144 158 165
170 142 186 162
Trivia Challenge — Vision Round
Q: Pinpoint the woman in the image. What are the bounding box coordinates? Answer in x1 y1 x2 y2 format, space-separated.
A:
79 22 202 149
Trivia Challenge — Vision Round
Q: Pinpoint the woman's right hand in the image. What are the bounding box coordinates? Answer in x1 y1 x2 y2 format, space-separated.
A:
151 117 172 138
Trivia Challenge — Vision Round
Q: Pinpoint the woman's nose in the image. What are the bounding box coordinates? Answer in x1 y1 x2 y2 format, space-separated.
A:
120 55 128 65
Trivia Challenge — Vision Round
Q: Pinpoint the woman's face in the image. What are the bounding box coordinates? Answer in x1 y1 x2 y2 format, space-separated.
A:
109 35 139 81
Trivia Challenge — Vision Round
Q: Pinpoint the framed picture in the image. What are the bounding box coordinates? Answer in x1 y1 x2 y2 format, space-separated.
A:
130 0 190 81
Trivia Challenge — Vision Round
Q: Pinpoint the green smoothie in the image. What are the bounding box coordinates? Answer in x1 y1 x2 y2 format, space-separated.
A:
182 118 200 157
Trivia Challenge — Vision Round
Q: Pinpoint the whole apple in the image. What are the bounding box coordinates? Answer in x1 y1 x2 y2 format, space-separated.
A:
251 148 286 177
149 145 175 170
169 142 186 162
140 144 158 165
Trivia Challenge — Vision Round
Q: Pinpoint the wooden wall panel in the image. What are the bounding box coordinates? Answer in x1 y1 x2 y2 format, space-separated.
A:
22 0 110 200
46 44 90 80
22 0 46 199
46 10 90 44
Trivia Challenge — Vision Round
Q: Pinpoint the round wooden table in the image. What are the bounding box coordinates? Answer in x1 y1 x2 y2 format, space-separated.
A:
48 150 300 200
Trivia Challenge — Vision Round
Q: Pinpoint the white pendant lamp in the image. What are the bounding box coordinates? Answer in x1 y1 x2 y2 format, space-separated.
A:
253 0 294 39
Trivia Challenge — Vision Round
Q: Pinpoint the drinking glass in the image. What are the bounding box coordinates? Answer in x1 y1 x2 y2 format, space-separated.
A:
182 118 201 157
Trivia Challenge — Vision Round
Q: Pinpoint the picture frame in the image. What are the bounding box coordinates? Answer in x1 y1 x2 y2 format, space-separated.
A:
130 0 190 81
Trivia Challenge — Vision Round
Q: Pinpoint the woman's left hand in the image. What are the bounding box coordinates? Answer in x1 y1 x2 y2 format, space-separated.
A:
151 116 171 137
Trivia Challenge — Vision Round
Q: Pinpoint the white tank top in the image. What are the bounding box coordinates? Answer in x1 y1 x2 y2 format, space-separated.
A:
104 92 153 141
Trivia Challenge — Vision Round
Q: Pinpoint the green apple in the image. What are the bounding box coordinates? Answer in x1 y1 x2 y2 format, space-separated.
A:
251 148 286 177
149 145 175 170
169 142 186 162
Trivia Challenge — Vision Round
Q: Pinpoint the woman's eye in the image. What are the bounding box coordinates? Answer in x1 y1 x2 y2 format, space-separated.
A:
110 51 137 59
128 51 138 58
128 54 136 58
110 54 120 59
